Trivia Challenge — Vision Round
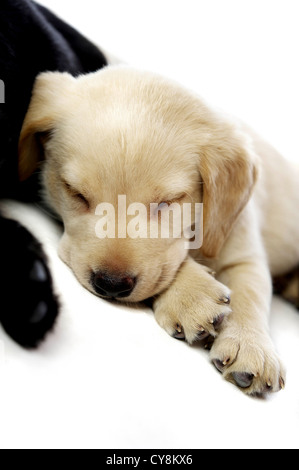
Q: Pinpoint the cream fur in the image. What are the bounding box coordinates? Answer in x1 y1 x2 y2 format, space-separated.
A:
18 65 299 394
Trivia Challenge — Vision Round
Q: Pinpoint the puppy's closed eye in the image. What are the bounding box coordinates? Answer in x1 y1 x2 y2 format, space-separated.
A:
62 180 90 210
151 194 186 217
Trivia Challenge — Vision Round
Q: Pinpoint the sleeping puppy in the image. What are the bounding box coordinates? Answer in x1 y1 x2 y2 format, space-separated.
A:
0 0 107 346
18 66 299 394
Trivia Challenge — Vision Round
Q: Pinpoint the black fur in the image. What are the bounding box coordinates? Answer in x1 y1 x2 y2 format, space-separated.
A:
0 216 59 347
273 267 299 310
0 0 107 347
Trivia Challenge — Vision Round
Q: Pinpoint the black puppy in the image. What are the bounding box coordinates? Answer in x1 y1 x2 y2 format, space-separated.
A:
0 0 107 347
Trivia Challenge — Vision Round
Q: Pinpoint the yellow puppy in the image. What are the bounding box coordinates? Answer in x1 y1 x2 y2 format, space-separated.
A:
19 66 299 394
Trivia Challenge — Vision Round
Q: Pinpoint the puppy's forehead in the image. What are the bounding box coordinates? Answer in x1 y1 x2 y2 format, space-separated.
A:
58 68 200 195
62 66 204 138
62 132 198 202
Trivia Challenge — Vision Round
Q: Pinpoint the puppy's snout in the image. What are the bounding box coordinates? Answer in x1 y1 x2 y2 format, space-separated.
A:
91 271 136 298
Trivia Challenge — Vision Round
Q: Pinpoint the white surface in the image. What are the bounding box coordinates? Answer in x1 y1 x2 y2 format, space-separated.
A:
1 0 299 449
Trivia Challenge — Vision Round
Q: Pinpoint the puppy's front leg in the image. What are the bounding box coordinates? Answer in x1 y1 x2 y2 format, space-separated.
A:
210 207 286 394
153 256 232 344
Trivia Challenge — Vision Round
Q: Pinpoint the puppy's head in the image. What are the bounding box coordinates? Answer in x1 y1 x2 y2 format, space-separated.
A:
19 66 258 302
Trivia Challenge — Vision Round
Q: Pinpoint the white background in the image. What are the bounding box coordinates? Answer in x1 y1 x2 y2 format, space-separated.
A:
0 0 299 449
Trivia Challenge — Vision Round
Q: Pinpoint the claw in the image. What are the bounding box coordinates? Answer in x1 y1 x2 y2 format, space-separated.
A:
222 357 230 366
213 359 225 372
218 295 230 305
279 377 285 390
266 380 273 391
207 269 216 278
174 323 185 340
196 327 209 340
212 357 230 372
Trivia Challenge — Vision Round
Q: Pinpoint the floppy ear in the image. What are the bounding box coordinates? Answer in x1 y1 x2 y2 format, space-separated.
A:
18 72 75 181
199 123 259 258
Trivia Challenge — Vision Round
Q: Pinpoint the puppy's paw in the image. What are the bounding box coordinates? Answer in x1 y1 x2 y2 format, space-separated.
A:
210 326 286 394
153 263 231 344
0 217 59 348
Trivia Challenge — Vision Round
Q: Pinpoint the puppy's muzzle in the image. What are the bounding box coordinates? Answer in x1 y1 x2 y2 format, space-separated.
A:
91 271 136 299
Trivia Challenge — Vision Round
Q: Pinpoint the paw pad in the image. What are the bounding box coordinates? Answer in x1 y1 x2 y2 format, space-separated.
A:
232 372 254 388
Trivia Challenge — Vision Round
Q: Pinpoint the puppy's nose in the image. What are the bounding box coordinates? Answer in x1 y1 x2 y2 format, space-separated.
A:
92 271 136 298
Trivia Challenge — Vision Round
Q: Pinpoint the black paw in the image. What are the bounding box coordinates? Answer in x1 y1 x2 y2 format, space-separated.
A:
0 216 59 348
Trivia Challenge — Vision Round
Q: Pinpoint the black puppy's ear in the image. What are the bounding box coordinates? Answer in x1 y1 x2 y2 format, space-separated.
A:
18 71 75 181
